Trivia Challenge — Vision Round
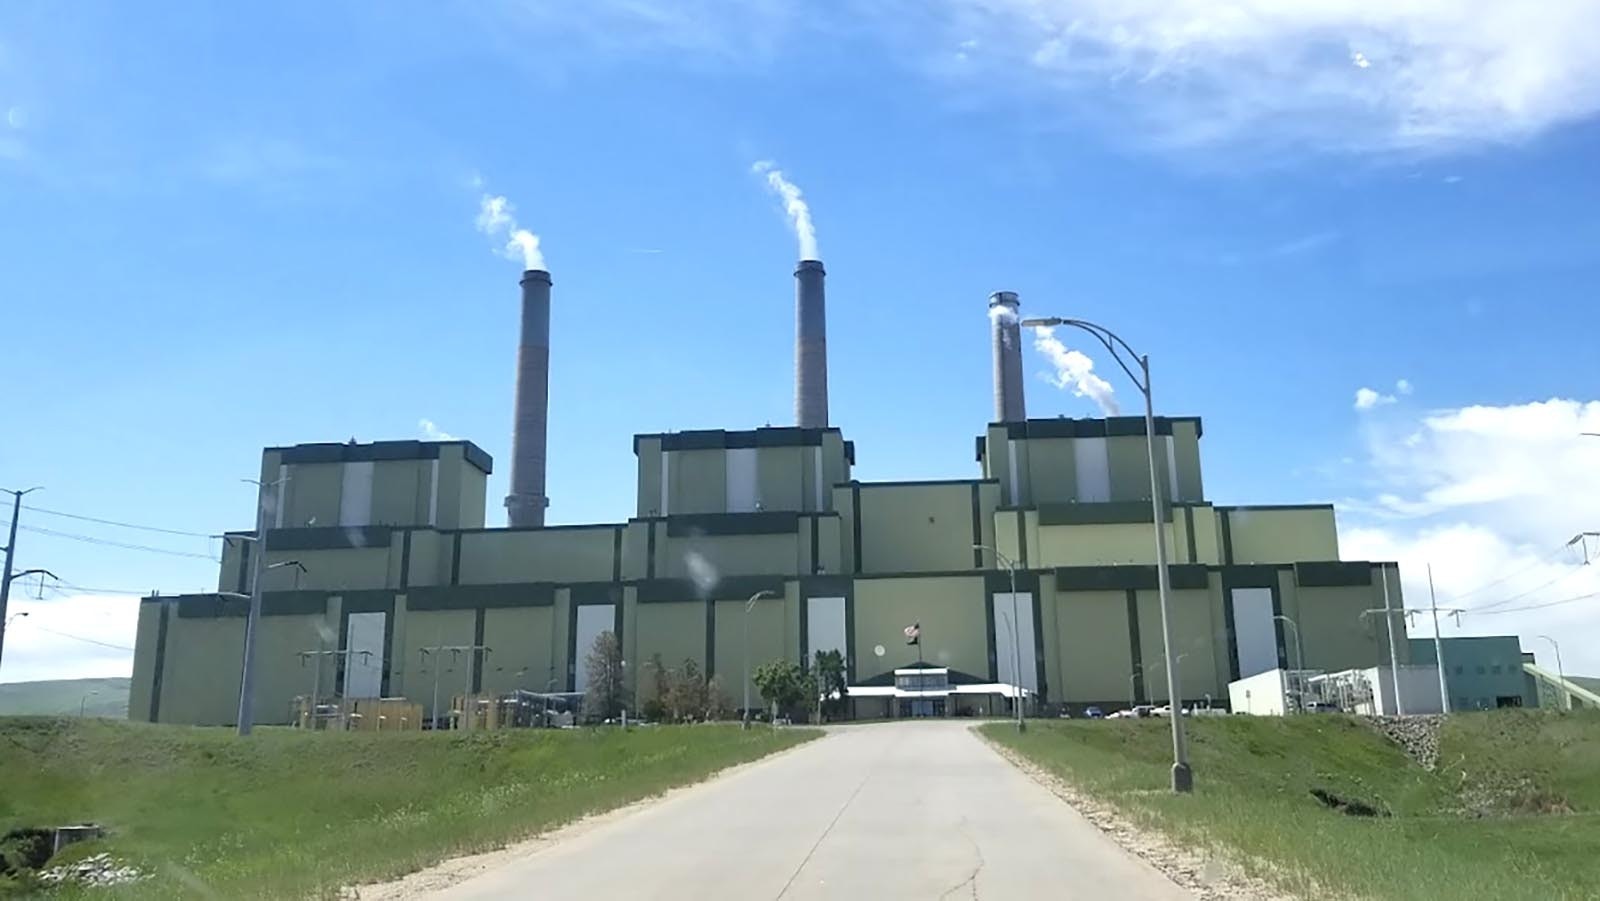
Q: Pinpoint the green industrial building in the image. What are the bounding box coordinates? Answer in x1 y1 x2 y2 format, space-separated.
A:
128 265 1421 725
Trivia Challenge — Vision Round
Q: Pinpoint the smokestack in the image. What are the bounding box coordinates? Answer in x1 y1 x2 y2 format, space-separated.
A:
989 291 1026 422
795 259 829 428
506 269 551 527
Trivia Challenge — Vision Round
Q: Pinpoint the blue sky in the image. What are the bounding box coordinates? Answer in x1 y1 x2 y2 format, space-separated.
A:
4 1 1599 683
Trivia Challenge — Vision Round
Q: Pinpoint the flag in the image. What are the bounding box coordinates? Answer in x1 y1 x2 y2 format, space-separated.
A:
904 623 921 646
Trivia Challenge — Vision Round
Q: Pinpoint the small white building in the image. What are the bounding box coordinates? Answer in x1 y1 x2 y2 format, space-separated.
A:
1306 666 1444 716
1229 665 1444 716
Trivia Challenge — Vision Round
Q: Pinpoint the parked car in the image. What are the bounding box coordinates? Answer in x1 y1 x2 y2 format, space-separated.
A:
1084 706 1105 719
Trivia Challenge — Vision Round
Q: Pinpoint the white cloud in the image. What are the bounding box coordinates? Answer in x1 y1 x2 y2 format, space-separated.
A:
1354 378 1413 410
418 418 457 441
1340 398 1600 675
1354 387 1395 410
947 0 1600 152
485 2 1600 153
0 594 138 684
5 105 24 129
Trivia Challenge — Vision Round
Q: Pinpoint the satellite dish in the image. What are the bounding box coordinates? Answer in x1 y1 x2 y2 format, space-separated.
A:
873 644 886 657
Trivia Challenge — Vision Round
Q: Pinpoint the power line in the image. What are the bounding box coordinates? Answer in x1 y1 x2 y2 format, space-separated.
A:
19 504 214 538
14 621 135 652
1465 564 1587 614
55 581 153 596
1468 591 1599 616
1445 543 1574 605
16 524 219 561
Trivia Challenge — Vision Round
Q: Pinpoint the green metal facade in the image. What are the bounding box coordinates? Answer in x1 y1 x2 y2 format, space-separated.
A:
131 420 1411 724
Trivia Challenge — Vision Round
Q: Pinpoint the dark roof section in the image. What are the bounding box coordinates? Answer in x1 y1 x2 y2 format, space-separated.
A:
633 426 847 455
991 416 1203 441
977 416 1203 461
268 439 493 475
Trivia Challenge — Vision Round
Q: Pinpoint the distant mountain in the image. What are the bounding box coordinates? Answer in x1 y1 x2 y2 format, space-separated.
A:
0 677 131 718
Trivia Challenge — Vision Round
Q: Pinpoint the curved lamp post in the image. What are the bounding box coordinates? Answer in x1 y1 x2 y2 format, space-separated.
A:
1537 635 1569 711
744 590 776 729
1020 315 1191 793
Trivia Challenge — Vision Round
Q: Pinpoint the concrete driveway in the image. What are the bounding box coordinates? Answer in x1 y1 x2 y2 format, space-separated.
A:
434 720 1189 900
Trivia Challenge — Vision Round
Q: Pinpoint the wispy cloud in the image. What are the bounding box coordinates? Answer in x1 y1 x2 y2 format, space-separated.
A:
1272 230 1339 257
418 418 457 441
1354 379 1413 411
945 0 1600 153
492 2 1600 155
200 136 339 184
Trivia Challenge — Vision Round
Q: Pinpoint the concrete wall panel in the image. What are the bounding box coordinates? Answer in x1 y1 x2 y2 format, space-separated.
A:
852 577 987 683
458 528 617 584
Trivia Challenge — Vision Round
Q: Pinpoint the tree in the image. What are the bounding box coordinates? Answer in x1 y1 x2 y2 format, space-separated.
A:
813 649 849 722
669 658 709 722
704 675 734 721
582 630 629 722
641 652 670 722
753 660 804 722
798 668 821 724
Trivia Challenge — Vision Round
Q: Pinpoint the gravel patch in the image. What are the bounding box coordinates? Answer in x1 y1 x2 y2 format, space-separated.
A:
981 735 1296 901
39 853 149 888
1365 716 1444 770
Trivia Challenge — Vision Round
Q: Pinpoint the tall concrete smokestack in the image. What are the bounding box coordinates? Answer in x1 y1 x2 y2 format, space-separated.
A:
506 269 551 528
989 291 1026 422
795 259 829 428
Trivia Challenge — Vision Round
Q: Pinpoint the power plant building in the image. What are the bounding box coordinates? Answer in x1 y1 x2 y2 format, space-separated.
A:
128 263 1418 724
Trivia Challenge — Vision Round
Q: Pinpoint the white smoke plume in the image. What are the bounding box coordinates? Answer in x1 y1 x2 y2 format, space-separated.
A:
988 303 1018 350
475 192 545 270
751 160 818 260
684 550 721 597
1032 325 1120 415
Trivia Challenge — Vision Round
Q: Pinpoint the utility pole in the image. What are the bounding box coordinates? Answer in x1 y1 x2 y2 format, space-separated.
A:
0 487 51 675
1361 565 1407 715
298 647 371 728
1424 564 1464 714
419 644 491 730
235 476 288 737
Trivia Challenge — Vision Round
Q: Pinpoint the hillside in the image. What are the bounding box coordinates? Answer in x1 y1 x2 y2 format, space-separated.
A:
985 711 1600 900
0 717 815 897
0 678 129 718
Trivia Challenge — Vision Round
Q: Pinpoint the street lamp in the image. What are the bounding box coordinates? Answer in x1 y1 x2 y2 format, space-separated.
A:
1020 315 1191 793
974 544 1026 733
1537 635 1570 711
232 476 289 737
1273 614 1306 713
743 590 776 729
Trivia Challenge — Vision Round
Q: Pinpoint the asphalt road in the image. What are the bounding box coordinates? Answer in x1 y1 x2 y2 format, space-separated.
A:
434 720 1190 900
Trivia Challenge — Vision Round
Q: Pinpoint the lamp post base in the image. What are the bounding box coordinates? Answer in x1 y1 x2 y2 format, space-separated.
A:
1171 762 1194 794
1016 718 1026 733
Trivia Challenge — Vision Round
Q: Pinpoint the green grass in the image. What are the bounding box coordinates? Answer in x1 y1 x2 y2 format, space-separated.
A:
1 717 816 898
983 711 1600 901
0 679 130 718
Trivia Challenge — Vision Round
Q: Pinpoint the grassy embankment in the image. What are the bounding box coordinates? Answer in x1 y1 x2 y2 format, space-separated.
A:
1 717 816 898
984 711 1600 900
